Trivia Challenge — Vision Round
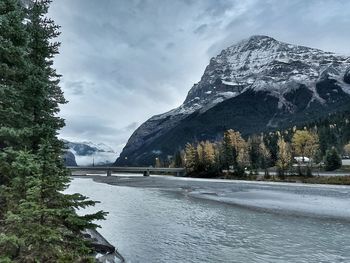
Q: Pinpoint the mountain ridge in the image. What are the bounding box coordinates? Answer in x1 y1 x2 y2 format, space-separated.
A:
63 140 116 166
116 35 350 165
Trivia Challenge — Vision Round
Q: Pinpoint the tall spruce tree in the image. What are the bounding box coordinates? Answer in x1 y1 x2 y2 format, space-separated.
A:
0 0 30 225
0 0 32 156
258 138 271 177
247 136 261 170
221 130 235 170
0 1 106 262
221 129 247 175
173 150 183 168
324 147 342 171
25 0 66 151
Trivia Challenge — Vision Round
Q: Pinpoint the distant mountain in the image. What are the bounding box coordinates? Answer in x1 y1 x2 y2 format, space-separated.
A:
116 35 350 166
63 151 77 166
63 140 116 166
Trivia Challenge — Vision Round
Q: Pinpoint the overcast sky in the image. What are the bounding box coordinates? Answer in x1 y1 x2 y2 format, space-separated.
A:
49 0 350 154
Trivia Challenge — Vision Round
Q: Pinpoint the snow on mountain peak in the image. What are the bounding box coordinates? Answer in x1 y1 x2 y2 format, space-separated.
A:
79 141 115 153
183 35 350 111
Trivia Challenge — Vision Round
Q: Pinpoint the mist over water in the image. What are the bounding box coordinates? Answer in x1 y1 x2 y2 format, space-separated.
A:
67 178 350 263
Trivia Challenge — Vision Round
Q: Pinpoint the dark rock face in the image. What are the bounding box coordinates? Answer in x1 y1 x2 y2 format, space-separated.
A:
316 78 348 103
63 151 77 166
116 36 350 166
283 84 313 112
344 68 350 84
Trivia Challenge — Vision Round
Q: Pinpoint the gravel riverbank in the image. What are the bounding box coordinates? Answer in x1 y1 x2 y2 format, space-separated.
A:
77 175 350 221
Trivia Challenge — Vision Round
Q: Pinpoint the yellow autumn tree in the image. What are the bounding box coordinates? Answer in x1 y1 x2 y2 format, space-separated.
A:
203 141 216 168
185 143 197 173
229 130 246 155
276 136 292 178
196 142 205 170
292 130 319 163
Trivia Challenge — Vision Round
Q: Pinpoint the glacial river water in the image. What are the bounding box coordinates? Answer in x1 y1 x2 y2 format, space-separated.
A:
67 177 350 263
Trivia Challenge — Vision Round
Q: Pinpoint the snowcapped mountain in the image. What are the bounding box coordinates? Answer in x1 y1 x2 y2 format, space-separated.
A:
116 35 350 166
185 35 350 108
63 140 116 166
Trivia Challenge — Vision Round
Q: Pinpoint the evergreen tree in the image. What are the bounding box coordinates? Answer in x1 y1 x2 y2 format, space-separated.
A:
221 129 246 174
221 130 234 169
173 150 183 168
0 1 107 261
324 147 342 171
25 0 66 151
1 146 105 261
0 0 31 159
247 136 261 170
318 126 335 157
0 0 31 226
263 132 279 166
258 138 271 177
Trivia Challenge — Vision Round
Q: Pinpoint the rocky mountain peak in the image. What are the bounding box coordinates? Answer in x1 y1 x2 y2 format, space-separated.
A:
231 35 279 51
116 36 350 166
183 35 349 111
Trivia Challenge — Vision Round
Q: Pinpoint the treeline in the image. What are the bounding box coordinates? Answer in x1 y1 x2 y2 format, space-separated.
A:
0 1 105 262
167 110 350 178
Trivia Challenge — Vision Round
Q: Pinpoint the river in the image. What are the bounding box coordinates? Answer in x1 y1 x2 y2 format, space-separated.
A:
67 176 350 263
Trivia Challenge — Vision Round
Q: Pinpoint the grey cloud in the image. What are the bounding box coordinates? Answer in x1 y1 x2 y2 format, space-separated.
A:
194 24 208 35
50 0 350 154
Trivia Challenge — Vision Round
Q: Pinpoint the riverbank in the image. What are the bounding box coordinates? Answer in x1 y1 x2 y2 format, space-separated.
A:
78 174 350 221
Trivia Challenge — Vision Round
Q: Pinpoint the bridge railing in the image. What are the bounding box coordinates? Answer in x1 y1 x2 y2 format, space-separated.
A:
67 166 186 177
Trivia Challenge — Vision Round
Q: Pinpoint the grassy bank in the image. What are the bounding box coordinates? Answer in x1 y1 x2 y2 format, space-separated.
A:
188 170 350 186
232 175 350 186
300 176 350 185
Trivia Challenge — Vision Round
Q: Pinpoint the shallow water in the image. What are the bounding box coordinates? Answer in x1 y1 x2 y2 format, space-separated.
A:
67 178 350 263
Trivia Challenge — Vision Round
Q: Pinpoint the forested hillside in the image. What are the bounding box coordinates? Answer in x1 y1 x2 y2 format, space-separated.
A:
165 106 350 178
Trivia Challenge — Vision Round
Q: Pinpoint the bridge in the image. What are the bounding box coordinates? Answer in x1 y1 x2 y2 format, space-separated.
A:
67 166 186 177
